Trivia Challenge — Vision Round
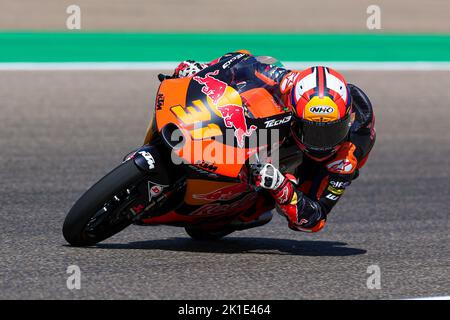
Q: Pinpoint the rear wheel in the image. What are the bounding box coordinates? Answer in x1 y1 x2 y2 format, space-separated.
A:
62 160 147 246
184 210 273 241
184 227 235 241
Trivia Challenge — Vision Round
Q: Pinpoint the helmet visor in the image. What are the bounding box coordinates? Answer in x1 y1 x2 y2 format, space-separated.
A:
294 113 351 151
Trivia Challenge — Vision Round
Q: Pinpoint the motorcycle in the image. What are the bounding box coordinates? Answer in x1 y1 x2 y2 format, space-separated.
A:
62 55 302 246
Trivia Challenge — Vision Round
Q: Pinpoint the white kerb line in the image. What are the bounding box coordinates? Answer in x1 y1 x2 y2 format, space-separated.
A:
1 61 450 71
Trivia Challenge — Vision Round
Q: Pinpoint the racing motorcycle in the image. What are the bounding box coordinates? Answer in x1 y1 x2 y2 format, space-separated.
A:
62 55 301 246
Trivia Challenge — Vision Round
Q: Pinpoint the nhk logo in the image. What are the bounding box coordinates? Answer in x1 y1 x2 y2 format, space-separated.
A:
309 106 334 114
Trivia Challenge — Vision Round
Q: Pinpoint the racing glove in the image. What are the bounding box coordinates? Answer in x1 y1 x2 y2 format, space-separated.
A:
252 163 327 233
251 163 285 190
173 60 207 78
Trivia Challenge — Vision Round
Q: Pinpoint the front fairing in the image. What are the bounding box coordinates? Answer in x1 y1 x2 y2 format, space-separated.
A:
155 54 292 179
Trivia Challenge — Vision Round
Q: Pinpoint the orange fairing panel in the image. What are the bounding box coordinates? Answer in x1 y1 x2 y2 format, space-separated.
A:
155 77 190 131
240 88 285 118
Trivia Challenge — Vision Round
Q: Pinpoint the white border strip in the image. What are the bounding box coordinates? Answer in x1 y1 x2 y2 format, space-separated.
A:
1 61 450 71
406 295 450 300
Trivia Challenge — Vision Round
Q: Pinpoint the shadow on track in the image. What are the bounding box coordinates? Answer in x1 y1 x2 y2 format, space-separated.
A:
95 237 366 257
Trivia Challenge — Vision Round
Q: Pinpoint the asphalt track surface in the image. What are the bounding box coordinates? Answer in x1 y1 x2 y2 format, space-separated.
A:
0 70 449 299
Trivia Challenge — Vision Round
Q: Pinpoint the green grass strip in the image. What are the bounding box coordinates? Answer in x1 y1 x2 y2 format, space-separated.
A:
0 32 449 62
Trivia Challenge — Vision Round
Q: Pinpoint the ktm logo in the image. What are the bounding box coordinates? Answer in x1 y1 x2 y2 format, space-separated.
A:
309 106 334 114
155 93 164 110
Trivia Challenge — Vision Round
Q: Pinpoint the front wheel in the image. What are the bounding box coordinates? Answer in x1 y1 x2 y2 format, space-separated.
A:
62 160 147 246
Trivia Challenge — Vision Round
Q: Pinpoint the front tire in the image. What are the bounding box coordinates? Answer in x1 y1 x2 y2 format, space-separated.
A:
63 160 146 246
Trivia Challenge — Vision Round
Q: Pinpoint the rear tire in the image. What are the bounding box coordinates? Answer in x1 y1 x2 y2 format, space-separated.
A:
63 160 146 246
185 227 235 241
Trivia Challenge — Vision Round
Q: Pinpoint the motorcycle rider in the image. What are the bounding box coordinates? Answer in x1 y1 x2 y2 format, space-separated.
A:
168 51 376 233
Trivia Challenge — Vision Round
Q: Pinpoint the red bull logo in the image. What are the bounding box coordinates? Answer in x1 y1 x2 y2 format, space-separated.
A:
193 183 250 201
189 192 258 217
193 70 227 104
217 104 257 148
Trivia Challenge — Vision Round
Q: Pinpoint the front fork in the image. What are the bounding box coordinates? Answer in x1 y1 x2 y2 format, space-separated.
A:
124 144 186 223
